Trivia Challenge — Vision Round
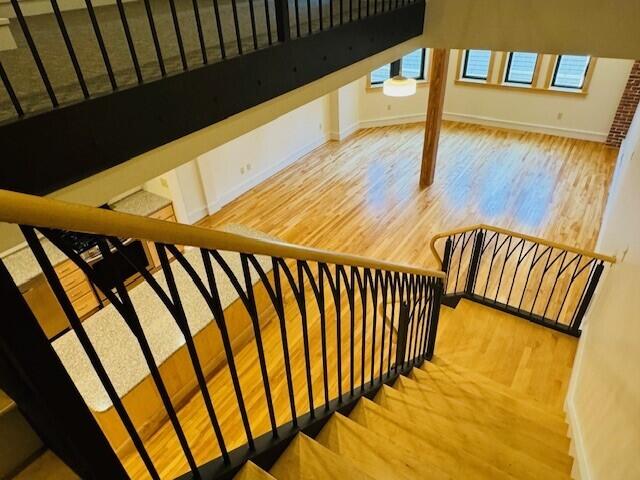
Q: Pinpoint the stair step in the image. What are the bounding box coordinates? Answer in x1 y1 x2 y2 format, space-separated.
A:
10 451 77 480
269 434 374 480
316 413 451 479
234 462 276 480
348 398 515 480
0 395 44 480
0 389 15 415
414 361 567 433
394 375 569 450
376 385 572 478
430 354 566 418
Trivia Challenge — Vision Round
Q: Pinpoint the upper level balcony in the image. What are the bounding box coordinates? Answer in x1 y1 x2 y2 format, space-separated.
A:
0 0 424 195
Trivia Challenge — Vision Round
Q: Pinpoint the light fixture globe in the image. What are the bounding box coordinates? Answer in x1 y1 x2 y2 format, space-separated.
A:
382 75 417 97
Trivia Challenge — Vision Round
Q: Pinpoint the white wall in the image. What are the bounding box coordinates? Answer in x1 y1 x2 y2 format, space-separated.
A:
566 108 640 479
139 51 631 228
359 51 633 142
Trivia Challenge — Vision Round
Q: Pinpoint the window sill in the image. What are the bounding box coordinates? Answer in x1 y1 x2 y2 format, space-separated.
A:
455 78 588 96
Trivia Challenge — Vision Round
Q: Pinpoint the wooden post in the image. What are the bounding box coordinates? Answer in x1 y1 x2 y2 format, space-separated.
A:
420 48 449 188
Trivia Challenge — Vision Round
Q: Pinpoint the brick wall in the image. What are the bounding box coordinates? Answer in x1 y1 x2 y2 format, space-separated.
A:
607 60 640 147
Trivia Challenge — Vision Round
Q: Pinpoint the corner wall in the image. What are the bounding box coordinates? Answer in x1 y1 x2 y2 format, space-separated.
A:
565 107 640 479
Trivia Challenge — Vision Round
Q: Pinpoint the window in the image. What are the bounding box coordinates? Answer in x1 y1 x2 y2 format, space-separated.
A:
370 49 427 85
551 55 591 89
462 50 491 80
505 52 538 85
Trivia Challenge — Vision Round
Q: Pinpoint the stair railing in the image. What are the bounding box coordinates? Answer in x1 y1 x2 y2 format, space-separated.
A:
429 224 615 336
0 189 445 479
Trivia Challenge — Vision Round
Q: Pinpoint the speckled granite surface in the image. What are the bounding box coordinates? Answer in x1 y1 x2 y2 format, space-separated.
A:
52 224 278 412
109 190 171 217
2 190 170 287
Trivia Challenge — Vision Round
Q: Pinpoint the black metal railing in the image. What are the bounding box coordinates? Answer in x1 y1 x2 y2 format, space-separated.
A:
0 0 418 124
0 218 443 479
431 226 614 336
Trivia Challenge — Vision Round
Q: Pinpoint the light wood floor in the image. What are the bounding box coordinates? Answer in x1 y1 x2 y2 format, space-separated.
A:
199 121 618 270
118 123 613 479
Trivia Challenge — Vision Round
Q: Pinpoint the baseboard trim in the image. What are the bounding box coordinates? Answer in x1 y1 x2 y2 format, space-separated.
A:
566 397 591 480
208 133 330 213
359 113 608 143
329 122 360 141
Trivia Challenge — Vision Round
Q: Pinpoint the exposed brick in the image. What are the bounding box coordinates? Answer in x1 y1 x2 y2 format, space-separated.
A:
607 60 640 147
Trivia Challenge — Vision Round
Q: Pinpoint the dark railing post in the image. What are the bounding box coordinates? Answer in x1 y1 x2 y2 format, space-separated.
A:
425 278 443 360
465 230 484 295
0 261 127 479
442 237 452 274
394 301 410 370
274 0 291 42
571 262 605 334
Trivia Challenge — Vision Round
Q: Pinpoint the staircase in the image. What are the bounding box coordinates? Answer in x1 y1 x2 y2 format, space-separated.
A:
233 354 572 480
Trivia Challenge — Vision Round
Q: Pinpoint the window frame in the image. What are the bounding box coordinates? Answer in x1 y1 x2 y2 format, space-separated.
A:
503 52 539 86
368 49 430 87
461 49 493 81
550 55 592 91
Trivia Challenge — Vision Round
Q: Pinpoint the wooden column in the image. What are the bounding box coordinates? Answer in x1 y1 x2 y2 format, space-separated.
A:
420 48 449 188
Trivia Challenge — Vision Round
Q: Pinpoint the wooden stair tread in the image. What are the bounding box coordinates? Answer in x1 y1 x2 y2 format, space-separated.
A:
234 462 276 480
11 451 78 480
375 385 572 479
0 389 15 416
316 413 451 480
269 434 374 480
395 375 569 450
348 398 516 480
416 360 567 430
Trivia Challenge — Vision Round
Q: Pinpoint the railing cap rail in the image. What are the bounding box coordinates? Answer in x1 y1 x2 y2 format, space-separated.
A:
429 223 616 268
0 189 445 279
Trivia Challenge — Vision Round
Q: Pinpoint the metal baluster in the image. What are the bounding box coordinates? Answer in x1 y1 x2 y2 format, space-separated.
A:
24 229 158 479
248 0 258 49
377 271 389 383
294 0 301 36
114 0 142 83
352 0 355 21
84 0 118 88
386 273 397 376
50 0 89 99
529 249 563 317
354 268 367 393
94 239 201 478
0 62 23 116
506 240 535 305
517 244 543 311
190 0 208 64
264 0 273 45
541 251 568 320
211 0 226 58
368 269 378 385
279 260 314 416
257 257 298 425
338 0 343 25
481 231 501 298
318 0 323 30
156 245 229 463
425 278 443 360
346 267 356 395
329 0 334 28
198 249 255 449
10 0 58 106
493 236 514 302
300 263 330 410
419 278 433 359
306 0 312 34
330 265 343 403
553 254 584 324
142 0 166 76
230 0 244 53
168 0 188 70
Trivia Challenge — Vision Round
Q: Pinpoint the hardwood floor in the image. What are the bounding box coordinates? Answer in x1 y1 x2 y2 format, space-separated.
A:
117 122 614 478
198 121 618 270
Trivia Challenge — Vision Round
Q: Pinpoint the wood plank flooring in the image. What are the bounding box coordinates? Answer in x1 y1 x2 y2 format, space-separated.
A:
117 122 613 478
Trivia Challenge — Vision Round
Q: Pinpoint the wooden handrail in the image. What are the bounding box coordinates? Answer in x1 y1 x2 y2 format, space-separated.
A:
0 189 445 279
429 223 616 269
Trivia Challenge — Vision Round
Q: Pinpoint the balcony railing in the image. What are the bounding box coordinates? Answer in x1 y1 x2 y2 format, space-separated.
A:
0 0 419 124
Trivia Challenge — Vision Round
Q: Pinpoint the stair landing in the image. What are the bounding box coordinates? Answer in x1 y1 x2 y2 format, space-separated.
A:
436 299 578 411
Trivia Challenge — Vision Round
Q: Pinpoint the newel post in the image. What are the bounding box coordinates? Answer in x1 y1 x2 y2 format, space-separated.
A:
465 230 484 295
425 278 444 360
